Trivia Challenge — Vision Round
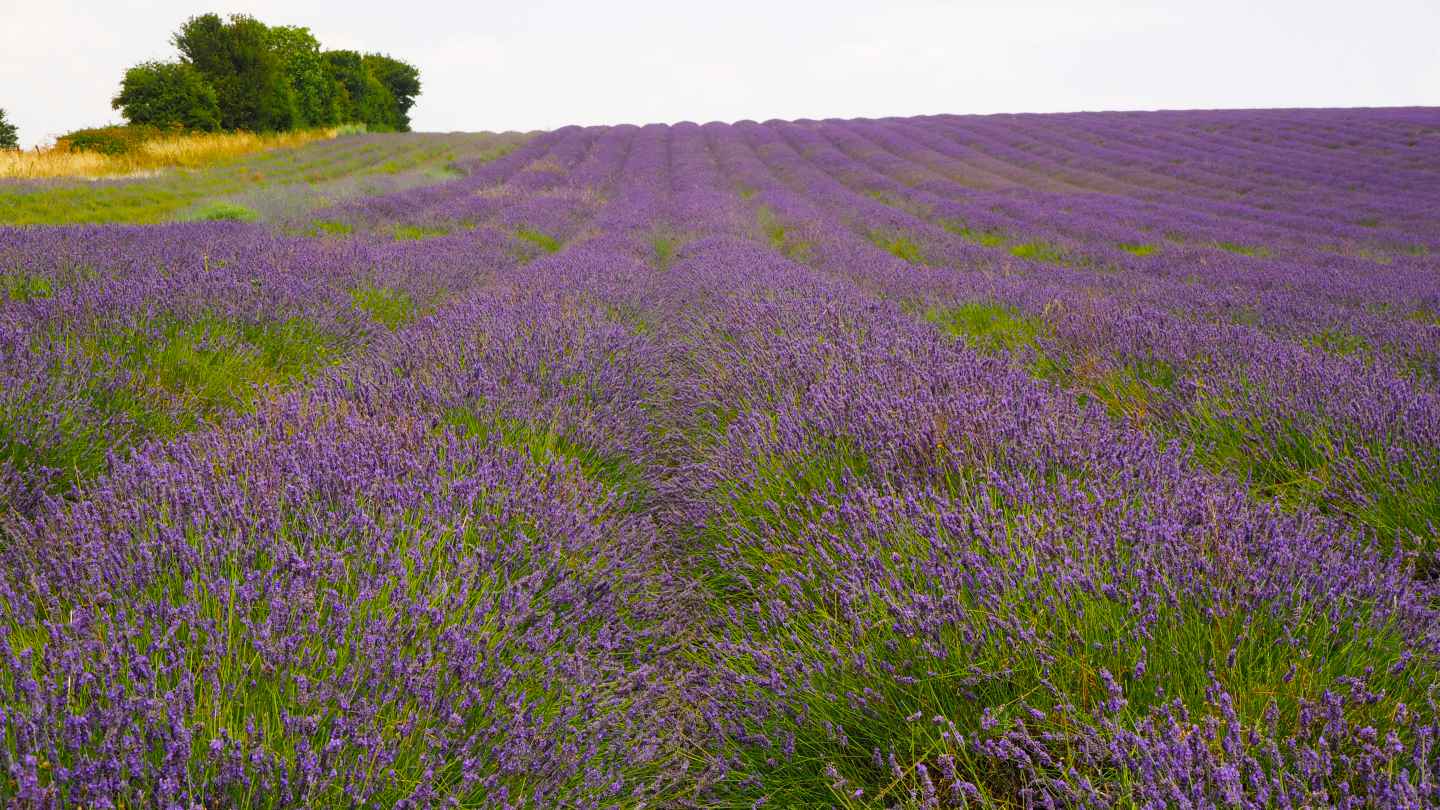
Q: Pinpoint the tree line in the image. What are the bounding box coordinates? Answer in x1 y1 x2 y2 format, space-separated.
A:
112 14 421 134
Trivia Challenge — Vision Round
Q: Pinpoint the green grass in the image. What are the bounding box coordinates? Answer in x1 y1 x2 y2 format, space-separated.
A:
649 228 685 270
1301 328 1370 357
441 405 648 503
867 230 927 264
0 133 527 226
0 446 615 806
696 441 1430 806
1216 241 1267 257
393 223 451 241
1008 241 1066 263
2 272 55 302
1118 242 1158 256
1178 382 1440 559
350 284 418 330
514 227 563 257
184 202 258 222
306 219 354 237
756 206 814 262
941 219 1008 248
1405 307 1440 326
1 313 343 498
919 300 1435 560
1077 359 1178 423
926 301 1047 356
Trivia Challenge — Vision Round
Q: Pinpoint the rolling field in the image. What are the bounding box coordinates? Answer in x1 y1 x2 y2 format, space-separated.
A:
0 131 528 226
3 108 1440 807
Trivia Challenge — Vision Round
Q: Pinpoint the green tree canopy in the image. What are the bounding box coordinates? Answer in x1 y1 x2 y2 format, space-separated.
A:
268 26 338 128
173 13 296 131
108 14 422 135
324 50 398 131
111 62 222 131
0 108 17 149
362 54 421 132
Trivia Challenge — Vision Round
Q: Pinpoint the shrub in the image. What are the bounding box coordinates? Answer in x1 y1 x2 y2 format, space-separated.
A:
57 125 167 156
111 61 222 131
0 108 17 150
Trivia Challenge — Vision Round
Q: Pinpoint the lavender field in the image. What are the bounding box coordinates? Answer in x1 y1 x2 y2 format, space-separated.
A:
3 108 1440 807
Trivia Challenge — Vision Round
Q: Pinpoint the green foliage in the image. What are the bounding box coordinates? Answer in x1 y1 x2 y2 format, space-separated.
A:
1119 242 1158 256
514 227 562 256
111 15 422 137
111 61 221 131
57 125 167 156
756 206 812 262
649 228 684 270
173 13 296 132
1216 241 1266 257
184 201 258 222
1 131 523 226
1302 328 1370 357
362 54 421 132
1 314 341 498
393 223 450 241
2 272 54 302
699 441 1429 806
1080 359 1177 423
0 108 17 150
868 230 926 264
442 406 649 501
268 26 338 128
927 300 1047 355
942 219 1008 247
324 50 398 131
1009 240 1066 262
350 283 417 330
307 219 354 236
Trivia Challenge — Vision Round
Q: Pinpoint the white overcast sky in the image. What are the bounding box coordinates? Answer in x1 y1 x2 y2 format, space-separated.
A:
2 0 1436 148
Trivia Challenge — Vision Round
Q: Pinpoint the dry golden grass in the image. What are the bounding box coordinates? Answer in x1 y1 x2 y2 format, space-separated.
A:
0 128 341 180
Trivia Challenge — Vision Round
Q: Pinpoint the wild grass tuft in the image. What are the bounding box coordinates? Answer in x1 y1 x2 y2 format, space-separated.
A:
393 223 451 241
756 206 813 262
350 284 418 330
514 227 563 255
926 301 1047 355
868 230 927 264
184 201 258 222
942 219 1008 248
649 228 686 270
307 219 354 237
1008 241 1067 263
1119 242 1158 256
1216 241 1267 257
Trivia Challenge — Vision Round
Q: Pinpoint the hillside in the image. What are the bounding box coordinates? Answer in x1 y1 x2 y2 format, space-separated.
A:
3 108 1440 807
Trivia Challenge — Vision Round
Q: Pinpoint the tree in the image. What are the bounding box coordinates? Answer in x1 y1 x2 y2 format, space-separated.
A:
362 54 421 131
111 62 221 131
0 108 17 149
173 13 295 131
269 26 338 127
323 50 397 130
